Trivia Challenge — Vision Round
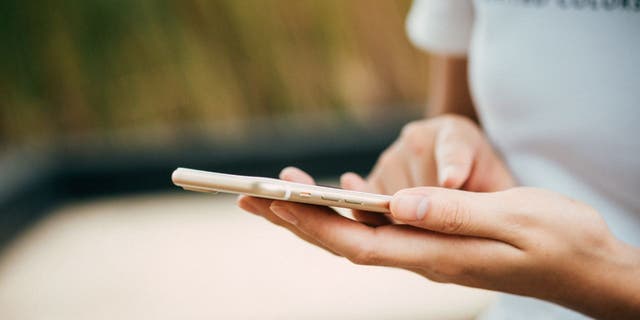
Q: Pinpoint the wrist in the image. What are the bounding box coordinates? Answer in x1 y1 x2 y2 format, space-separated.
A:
560 239 640 319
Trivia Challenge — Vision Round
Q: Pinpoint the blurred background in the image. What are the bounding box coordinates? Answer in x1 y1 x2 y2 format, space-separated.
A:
2 0 428 147
0 0 494 318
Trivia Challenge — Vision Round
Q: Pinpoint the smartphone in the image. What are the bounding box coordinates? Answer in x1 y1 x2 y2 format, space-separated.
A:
171 167 391 213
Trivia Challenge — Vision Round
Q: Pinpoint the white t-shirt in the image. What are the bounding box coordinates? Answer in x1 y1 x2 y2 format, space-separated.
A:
407 0 640 319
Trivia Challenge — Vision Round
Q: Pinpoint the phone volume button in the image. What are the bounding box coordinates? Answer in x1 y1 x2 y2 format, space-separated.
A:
321 195 340 202
344 199 363 205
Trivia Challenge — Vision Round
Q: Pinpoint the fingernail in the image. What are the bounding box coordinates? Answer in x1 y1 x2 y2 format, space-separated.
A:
438 166 453 186
271 206 298 225
393 194 429 221
279 166 297 179
340 173 353 187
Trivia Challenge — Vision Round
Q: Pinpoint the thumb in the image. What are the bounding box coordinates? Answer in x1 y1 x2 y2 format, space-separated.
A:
390 187 514 242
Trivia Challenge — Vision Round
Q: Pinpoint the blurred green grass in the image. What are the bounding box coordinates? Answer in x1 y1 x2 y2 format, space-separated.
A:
0 0 429 147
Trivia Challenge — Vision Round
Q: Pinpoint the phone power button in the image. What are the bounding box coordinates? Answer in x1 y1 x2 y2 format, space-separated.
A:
256 182 289 199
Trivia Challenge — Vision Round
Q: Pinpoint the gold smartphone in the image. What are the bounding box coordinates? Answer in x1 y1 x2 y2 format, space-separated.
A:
171 167 391 213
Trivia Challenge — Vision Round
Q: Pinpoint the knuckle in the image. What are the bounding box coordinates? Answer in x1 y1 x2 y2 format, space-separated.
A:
347 234 389 265
400 121 422 139
441 113 474 129
439 115 480 140
401 121 427 155
367 175 383 193
438 149 470 167
426 259 466 283
426 273 449 283
348 242 380 266
420 265 451 283
376 148 395 166
582 226 611 250
437 263 467 280
440 200 470 234
435 127 476 164
437 120 473 145
569 205 613 250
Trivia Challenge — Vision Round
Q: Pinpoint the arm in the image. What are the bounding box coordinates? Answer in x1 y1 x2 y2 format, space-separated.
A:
427 55 477 122
237 111 640 317
240 170 640 319
345 56 502 203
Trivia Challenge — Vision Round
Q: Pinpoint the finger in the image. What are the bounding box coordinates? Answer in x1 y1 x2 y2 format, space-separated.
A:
434 125 476 189
406 147 438 187
278 166 389 225
268 200 518 270
408 235 520 287
400 121 439 187
237 195 339 256
390 187 519 244
269 200 422 267
368 143 412 195
279 166 316 185
340 172 392 226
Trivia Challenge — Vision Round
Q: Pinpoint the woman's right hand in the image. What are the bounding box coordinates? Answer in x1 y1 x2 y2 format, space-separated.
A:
340 114 515 225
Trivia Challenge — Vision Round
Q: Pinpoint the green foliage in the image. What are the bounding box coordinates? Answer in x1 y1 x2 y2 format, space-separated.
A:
0 0 428 146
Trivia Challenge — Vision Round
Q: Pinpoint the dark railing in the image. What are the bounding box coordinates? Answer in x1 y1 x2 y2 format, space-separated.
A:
0 112 416 251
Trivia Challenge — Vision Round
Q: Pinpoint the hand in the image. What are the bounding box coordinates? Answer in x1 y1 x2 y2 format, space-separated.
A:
238 167 640 319
351 114 514 195
341 114 514 226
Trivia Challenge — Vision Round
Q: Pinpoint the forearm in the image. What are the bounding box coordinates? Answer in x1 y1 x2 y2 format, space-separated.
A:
554 241 640 319
427 54 477 122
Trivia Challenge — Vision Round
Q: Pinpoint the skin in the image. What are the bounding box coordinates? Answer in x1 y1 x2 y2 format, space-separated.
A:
237 56 640 318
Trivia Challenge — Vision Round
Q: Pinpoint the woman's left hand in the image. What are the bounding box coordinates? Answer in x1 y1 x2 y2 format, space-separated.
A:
238 167 640 319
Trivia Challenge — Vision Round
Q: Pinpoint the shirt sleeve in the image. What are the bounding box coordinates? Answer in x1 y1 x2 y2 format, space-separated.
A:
405 0 474 56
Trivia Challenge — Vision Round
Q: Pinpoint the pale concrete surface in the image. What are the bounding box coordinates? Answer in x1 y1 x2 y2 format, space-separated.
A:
0 193 496 320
